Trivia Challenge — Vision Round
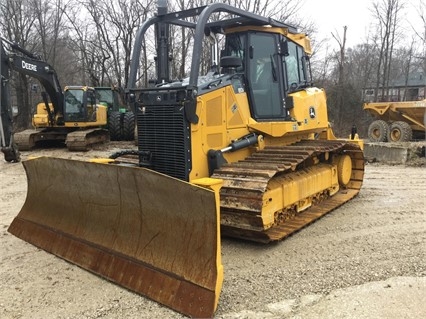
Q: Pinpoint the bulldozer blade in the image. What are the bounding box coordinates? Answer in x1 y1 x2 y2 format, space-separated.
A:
8 157 223 318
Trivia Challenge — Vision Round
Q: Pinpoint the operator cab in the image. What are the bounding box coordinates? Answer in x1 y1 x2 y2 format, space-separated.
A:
222 30 312 121
63 86 97 122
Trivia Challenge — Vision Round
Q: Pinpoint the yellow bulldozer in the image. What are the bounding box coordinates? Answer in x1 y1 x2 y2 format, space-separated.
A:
8 3 365 318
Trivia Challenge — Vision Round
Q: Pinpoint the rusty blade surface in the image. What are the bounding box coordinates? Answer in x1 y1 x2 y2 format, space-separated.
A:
8 157 222 318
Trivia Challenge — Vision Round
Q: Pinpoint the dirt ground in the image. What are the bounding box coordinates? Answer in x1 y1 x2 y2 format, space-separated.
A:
0 141 425 319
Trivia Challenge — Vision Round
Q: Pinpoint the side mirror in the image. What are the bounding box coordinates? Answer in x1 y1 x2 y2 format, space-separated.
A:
220 56 243 74
220 56 242 69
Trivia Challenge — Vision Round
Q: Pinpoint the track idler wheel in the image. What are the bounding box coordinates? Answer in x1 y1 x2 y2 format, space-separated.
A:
335 154 352 186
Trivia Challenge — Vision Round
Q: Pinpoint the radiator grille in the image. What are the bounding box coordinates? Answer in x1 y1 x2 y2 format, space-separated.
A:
137 104 191 181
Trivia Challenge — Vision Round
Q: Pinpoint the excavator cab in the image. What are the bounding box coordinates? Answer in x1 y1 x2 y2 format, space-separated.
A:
31 86 107 128
63 86 97 122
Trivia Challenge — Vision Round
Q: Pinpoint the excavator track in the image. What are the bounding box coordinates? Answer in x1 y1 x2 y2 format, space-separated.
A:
13 129 37 151
14 129 68 150
66 128 110 151
212 140 364 243
14 128 110 151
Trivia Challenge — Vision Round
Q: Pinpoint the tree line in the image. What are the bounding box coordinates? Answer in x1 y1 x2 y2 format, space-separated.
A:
1 0 425 137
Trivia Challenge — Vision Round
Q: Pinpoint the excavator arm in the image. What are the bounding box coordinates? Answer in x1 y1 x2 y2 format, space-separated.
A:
0 37 64 124
0 39 20 162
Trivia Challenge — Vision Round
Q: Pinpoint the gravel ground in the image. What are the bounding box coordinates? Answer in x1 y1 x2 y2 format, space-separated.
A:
0 142 425 318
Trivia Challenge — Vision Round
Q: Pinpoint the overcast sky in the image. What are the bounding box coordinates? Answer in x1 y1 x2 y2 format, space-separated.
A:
300 0 423 51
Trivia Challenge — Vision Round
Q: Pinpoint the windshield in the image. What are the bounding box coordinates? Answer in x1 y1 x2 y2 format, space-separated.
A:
64 89 87 122
283 40 308 91
65 89 84 114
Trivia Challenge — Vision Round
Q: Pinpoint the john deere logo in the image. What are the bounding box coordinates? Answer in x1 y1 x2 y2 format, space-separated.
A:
309 107 316 119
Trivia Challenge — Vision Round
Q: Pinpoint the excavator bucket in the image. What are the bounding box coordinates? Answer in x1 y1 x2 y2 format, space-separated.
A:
8 157 223 318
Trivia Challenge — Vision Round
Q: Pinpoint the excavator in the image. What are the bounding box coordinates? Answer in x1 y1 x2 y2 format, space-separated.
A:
1 41 20 162
8 3 365 318
0 37 109 151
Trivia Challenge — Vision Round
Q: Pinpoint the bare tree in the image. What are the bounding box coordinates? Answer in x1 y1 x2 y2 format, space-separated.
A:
329 26 348 131
63 0 154 88
371 0 404 101
32 0 66 63
31 0 78 86
410 0 426 75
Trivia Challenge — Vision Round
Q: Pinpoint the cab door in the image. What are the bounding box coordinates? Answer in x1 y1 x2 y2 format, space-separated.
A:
247 32 285 120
